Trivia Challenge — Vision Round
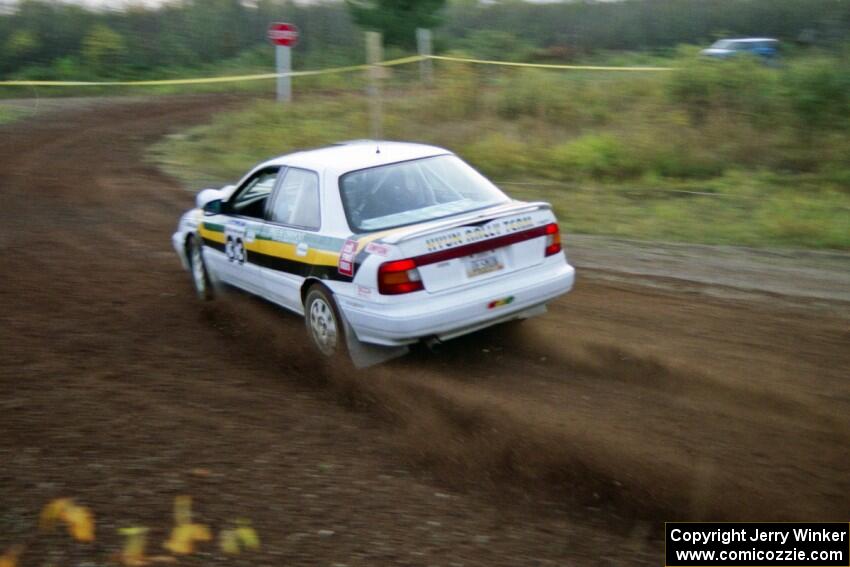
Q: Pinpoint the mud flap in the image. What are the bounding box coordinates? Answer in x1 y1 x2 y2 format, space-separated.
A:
340 312 409 369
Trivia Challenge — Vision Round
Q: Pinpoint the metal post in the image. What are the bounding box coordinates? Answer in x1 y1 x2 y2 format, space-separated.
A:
366 31 383 139
276 45 292 103
416 28 433 85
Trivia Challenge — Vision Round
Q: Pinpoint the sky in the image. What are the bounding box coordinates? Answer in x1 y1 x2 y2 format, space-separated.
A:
9 0 568 9
19 0 324 6
0 0 165 7
60 0 164 6
69 0 224 6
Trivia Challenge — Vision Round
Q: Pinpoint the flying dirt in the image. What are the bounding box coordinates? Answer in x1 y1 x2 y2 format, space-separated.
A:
0 96 848 566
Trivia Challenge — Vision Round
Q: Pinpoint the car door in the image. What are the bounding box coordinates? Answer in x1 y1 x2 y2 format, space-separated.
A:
200 166 281 295
256 167 324 313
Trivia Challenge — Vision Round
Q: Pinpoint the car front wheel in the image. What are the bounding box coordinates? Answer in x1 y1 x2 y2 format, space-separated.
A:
188 235 214 301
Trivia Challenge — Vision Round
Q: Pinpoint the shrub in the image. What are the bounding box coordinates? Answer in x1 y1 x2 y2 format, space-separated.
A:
462 132 534 178
784 56 850 131
547 134 644 180
756 191 850 248
495 69 578 123
666 51 780 126
455 30 537 62
427 61 483 121
648 147 726 179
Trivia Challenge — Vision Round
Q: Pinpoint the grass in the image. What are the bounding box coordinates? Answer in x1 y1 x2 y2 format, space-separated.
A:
505 175 850 248
152 49 850 249
0 104 32 125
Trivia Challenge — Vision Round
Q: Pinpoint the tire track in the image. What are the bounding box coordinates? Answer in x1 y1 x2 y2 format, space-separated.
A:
1 96 847 567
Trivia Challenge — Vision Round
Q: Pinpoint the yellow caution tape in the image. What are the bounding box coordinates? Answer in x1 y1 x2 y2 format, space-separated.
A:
0 53 672 87
0 55 425 87
427 54 673 72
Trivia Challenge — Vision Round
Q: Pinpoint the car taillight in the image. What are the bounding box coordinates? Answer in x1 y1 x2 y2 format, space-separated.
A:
544 223 562 256
378 258 424 295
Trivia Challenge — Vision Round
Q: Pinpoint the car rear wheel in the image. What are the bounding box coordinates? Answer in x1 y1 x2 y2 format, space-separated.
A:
304 285 345 358
188 236 214 301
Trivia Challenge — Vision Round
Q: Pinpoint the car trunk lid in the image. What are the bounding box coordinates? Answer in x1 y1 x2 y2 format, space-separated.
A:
382 202 557 293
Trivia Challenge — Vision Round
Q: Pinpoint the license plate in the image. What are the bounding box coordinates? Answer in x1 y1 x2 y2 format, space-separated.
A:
464 251 503 278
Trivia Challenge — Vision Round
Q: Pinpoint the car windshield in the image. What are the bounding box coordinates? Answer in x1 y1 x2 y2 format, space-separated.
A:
339 155 510 233
711 40 736 49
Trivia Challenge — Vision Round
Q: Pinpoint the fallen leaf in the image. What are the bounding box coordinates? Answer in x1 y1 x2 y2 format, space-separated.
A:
39 499 72 532
219 530 240 555
0 545 24 567
163 523 211 555
63 503 95 542
119 526 149 566
235 520 260 551
39 499 95 542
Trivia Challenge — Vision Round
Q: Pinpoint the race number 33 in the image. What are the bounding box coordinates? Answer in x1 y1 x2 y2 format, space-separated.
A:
226 235 245 264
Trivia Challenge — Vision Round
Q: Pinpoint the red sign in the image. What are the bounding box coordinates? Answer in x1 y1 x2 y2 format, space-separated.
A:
267 22 299 47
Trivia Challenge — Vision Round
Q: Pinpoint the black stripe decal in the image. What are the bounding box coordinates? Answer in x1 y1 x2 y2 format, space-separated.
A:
248 251 352 282
202 238 226 252
202 237 351 283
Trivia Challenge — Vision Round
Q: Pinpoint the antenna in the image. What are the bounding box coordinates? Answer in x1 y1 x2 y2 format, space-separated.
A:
376 144 381 154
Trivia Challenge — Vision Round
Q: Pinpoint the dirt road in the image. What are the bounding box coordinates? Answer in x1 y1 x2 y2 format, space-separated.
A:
1 97 847 566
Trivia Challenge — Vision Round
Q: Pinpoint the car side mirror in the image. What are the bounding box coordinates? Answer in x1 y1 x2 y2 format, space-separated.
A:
196 188 225 209
203 199 222 215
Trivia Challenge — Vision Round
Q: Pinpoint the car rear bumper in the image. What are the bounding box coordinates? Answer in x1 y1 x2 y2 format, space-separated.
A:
339 257 575 346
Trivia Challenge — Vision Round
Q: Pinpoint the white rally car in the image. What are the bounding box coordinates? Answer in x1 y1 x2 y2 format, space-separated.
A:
172 141 575 366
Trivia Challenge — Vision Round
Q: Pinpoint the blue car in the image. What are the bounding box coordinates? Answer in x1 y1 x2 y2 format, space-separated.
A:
700 38 780 62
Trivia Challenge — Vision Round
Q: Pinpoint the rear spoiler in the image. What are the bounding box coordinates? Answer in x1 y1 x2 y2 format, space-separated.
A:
381 201 552 244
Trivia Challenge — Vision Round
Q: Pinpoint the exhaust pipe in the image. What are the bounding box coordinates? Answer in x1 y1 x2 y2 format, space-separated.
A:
424 336 444 352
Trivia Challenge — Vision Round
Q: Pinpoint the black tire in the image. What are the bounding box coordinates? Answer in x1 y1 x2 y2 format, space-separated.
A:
187 235 214 301
304 285 346 358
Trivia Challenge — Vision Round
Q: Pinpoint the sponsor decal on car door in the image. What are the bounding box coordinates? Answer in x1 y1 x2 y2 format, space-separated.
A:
200 217 264 294
256 167 342 311
197 166 280 294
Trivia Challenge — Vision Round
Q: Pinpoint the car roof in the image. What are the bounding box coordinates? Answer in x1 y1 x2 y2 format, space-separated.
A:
262 140 452 175
724 38 779 43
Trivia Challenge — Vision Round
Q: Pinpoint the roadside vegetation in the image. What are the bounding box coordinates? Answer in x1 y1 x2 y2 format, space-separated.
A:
0 105 30 125
2 0 848 83
154 49 850 249
4 0 848 248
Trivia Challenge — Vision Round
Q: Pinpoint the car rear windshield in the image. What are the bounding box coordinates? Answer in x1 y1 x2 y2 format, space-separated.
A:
339 155 510 233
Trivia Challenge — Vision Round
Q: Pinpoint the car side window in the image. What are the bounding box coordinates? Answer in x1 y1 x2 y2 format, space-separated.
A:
230 168 279 219
269 168 320 230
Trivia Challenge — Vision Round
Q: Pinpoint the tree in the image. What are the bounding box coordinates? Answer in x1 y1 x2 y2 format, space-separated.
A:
345 0 445 48
82 24 126 75
5 30 39 57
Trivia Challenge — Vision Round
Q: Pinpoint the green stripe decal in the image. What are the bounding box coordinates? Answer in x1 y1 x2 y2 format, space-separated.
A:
202 222 225 232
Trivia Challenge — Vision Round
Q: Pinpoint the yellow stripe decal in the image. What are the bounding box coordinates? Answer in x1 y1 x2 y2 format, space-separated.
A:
199 226 226 244
259 239 339 267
